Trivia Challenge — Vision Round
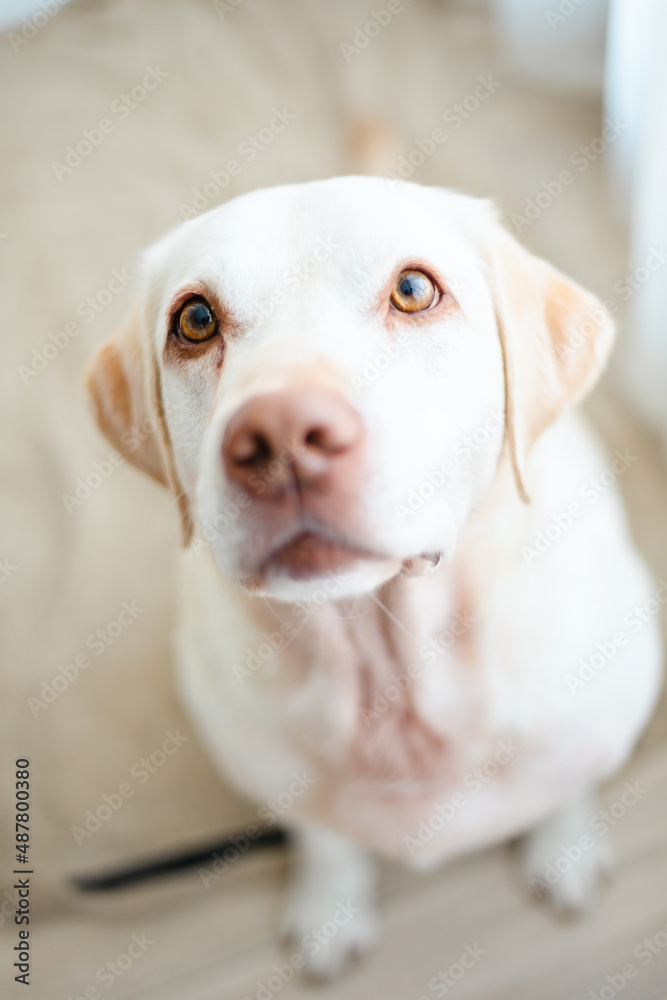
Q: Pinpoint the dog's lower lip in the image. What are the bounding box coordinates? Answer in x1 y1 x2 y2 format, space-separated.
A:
266 532 376 579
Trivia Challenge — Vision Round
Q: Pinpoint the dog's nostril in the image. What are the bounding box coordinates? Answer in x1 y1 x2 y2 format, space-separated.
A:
304 427 328 450
304 423 355 455
233 431 272 467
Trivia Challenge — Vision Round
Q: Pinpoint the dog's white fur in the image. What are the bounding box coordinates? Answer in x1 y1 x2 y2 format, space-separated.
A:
87 177 662 977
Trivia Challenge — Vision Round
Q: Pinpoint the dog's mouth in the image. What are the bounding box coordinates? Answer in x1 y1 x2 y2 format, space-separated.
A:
263 530 384 580
240 527 442 594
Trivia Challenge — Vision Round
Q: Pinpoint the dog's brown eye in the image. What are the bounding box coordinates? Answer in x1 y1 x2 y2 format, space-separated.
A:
390 270 436 313
176 298 218 342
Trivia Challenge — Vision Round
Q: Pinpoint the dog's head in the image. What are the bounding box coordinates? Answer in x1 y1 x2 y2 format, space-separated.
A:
87 177 613 600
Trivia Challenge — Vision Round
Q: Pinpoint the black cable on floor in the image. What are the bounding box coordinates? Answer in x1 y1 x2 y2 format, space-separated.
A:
71 828 288 892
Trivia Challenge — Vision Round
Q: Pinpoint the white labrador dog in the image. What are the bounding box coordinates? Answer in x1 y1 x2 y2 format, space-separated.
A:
87 177 661 977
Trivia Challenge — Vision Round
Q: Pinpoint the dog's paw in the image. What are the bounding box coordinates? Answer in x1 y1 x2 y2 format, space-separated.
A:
521 796 613 914
281 888 379 979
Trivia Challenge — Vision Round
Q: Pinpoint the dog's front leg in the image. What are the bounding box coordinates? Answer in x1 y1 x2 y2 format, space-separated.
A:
280 822 379 979
521 790 614 913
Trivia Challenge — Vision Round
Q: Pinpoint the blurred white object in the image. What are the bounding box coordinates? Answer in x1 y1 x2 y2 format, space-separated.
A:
0 0 71 34
491 0 609 94
605 0 667 441
491 0 667 447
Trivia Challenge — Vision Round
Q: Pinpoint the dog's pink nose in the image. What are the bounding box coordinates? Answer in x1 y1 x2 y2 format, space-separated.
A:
223 390 364 498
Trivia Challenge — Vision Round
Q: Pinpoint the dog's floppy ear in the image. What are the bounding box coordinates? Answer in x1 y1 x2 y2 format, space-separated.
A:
485 221 615 502
85 306 193 544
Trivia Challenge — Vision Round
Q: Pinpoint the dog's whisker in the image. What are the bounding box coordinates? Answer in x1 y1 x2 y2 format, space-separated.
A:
368 592 417 641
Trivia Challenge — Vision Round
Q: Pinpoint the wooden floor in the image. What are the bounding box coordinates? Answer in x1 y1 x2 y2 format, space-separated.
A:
30 757 667 1000
2 1 667 998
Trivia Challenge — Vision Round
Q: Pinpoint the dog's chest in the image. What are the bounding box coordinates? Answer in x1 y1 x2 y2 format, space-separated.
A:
179 569 628 867
254 584 484 781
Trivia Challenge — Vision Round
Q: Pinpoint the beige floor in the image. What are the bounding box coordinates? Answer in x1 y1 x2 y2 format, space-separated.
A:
2 1 667 998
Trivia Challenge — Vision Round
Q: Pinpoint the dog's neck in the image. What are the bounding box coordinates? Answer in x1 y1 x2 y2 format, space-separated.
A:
194 461 524 784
